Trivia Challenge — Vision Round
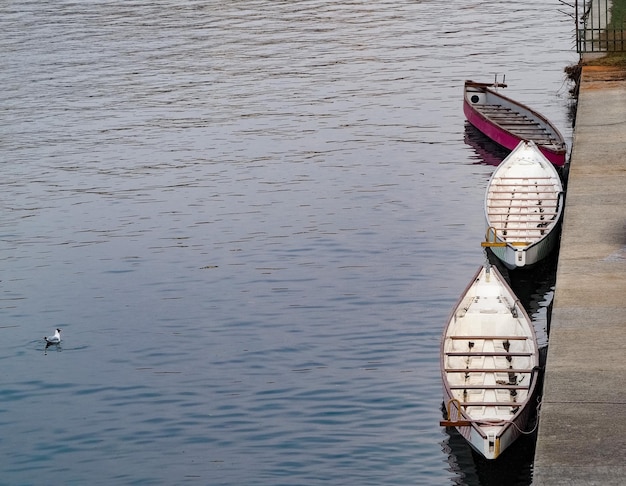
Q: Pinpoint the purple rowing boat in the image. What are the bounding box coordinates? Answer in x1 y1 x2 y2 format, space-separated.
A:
463 80 567 167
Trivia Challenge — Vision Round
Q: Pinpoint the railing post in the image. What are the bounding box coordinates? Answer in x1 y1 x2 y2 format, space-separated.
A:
576 0 626 53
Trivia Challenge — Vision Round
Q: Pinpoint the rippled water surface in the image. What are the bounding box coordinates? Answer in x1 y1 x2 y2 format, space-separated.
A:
1 1 576 484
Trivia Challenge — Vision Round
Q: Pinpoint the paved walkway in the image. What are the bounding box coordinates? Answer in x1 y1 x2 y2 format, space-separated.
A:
533 65 626 484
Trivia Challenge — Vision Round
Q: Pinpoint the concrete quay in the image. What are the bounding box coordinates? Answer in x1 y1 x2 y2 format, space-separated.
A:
533 65 626 484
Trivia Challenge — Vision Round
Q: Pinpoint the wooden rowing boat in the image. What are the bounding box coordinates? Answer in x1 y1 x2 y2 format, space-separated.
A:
482 140 564 269
440 264 540 460
464 80 567 167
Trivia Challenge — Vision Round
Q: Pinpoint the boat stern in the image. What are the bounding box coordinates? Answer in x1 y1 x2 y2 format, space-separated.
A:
481 226 529 269
468 426 503 460
513 246 527 267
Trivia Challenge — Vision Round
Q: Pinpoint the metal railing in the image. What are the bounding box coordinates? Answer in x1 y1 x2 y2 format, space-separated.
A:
576 0 626 52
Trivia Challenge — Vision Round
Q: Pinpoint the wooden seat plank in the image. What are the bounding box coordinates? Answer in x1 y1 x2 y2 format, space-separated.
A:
458 401 523 407
445 352 533 357
448 335 529 340
445 368 534 373
449 384 529 390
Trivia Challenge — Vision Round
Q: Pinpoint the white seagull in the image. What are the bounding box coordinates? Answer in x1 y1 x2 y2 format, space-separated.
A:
44 328 62 346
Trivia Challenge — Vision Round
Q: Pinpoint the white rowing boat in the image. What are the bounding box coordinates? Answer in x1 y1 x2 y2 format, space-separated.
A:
440 264 540 460
482 140 564 269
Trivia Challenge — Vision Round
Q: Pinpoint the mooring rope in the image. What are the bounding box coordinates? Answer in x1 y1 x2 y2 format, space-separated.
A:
471 396 542 435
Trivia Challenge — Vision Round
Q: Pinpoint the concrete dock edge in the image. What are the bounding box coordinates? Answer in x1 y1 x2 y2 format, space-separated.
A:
532 65 626 485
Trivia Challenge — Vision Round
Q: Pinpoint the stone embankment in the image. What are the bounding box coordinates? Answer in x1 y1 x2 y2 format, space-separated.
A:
533 65 626 485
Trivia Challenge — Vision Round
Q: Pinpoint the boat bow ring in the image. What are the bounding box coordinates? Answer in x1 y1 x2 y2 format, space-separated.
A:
481 226 530 249
440 398 472 427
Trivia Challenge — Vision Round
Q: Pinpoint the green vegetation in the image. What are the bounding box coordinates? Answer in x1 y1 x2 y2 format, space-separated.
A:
610 0 626 30
606 0 626 53
587 52 626 65
585 0 626 61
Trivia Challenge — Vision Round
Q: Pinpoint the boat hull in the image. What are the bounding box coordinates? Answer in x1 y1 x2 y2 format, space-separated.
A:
440 265 539 460
448 399 535 459
464 81 567 167
488 221 561 269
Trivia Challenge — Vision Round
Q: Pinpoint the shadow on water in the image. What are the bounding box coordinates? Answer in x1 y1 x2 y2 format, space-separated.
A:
442 423 538 486
487 246 559 348
442 135 560 485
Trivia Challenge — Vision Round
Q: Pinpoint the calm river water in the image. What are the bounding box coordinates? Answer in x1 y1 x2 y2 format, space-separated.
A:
1 1 576 484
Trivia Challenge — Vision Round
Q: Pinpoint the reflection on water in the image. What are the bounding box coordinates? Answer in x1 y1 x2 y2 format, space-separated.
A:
463 122 509 167
442 425 538 486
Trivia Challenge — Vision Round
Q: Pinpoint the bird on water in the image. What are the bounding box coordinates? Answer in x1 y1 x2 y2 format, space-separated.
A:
44 328 62 346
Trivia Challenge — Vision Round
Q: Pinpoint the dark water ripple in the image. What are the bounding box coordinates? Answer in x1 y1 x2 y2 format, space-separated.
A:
1 0 575 484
